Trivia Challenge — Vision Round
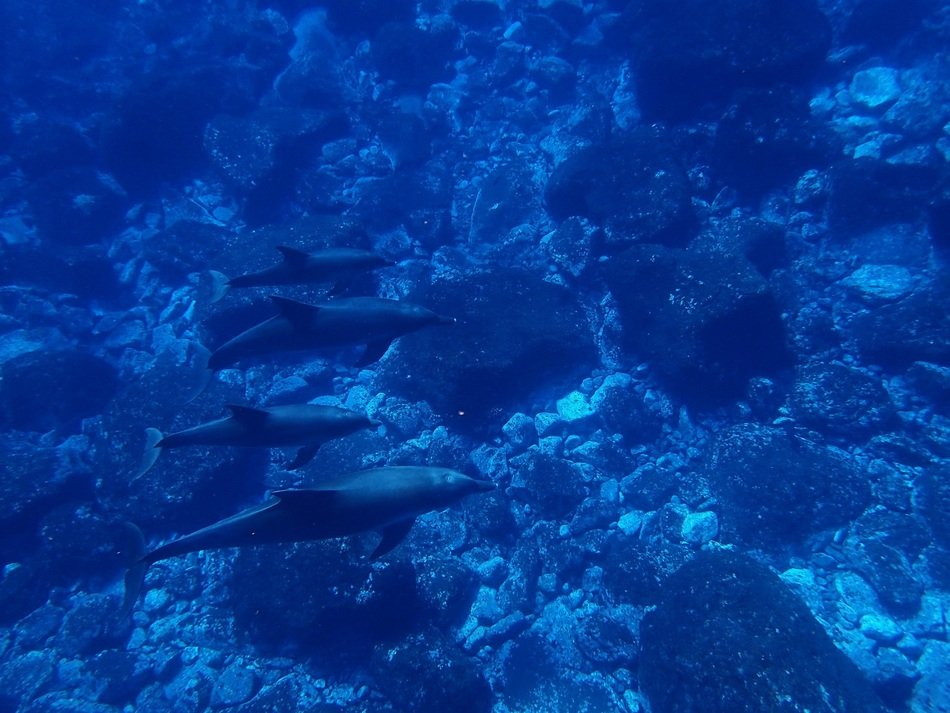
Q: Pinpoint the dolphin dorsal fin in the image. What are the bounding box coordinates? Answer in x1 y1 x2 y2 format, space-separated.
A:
268 296 321 325
276 245 310 264
272 489 339 511
227 404 270 424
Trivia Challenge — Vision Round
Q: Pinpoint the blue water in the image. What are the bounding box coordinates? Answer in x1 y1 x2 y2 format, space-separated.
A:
1 0 948 711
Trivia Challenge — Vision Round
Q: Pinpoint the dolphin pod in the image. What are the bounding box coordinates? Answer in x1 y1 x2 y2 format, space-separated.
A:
207 295 455 371
209 246 394 303
121 467 495 615
133 403 379 480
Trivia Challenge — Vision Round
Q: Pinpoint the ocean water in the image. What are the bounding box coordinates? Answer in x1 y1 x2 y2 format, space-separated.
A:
0 0 948 711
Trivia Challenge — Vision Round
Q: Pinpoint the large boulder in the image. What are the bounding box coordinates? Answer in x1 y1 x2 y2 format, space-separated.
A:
380 269 595 432
603 244 790 404
0 350 118 433
545 127 693 246
705 424 871 549
616 0 831 120
640 551 887 712
789 362 896 436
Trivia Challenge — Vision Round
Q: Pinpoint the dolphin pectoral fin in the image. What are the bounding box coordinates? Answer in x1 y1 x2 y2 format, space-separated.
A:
226 404 270 426
276 245 310 265
118 522 148 619
285 444 319 471
208 270 231 303
356 339 393 368
268 295 321 327
371 518 416 560
133 428 165 481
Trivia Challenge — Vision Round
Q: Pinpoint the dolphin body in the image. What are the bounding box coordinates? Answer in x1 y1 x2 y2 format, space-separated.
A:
121 466 494 615
134 403 376 480
207 296 454 371
209 247 393 302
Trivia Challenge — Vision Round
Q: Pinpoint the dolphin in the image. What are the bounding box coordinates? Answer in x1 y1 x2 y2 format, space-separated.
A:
134 403 377 480
209 247 394 303
120 466 495 616
206 295 455 371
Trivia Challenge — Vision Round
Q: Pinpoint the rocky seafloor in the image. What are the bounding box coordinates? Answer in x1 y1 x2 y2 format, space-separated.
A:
1 0 950 711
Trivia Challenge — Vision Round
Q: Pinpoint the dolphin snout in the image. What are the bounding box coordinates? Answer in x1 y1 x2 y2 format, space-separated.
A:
471 478 495 493
436 315 456 325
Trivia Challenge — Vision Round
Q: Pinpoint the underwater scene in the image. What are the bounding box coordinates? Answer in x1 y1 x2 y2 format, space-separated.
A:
1 0 949 711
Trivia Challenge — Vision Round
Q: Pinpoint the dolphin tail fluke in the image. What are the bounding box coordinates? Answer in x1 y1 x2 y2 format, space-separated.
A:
184 343 214 404
208 270 231 304
118 522 148 619
132 428 164 481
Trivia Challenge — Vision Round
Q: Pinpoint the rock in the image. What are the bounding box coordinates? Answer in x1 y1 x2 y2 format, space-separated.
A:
691 217 789 277
713 86 835 200
855 540 924 616
509 453 587 521
12 119 95 179
604 244 789 405
451 1 503 30
860 614 902 645
371 21 458 91
789 362 895 435
0 350 118 433
841 264 915 303
469 163 539 243
843 0 931 50
850 68 902 111
0 650 57 704
640 551 887 713
706 424 870 549
680 511 719 546
211 661 259 707
379 269 595 433
324 0 414 35
912 641 950 713
370 631 492 713
541 216 596 278
204 108 348 225
545 127 693 245
26 168 127 245
616 0 831 120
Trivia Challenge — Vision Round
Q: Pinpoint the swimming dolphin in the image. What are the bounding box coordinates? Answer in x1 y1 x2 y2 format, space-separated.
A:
209 247 394 303
134 403 377 480
206 295 455 371
120 466 495 615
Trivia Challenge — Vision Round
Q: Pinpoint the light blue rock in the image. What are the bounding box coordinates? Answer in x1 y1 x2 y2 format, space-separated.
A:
860 613 903 645
850 67 901 110
503 412 536 451
680 511 718 545
618 510 644 536
556 390 595 422
841 264 915 303
911 641 950 713
211 661 259 707
476 556 509 587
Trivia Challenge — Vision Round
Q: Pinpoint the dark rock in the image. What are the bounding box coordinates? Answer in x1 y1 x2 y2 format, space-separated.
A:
325 0 415 35
618 0 831 121
380 269 595 433
0 244 121 302
545 127 693 246
0 650 57 705
510 453 587 521
619 465 678 511
37 506 128 582
205 108 348 225
0 562 51 627
920 464 950 548
497 541 542 613
602 534 691 606
101 65 258 194
414 558 480 628
640 551 886 713
843 0 931 50
233 674 341 713
854 540 923 616
0 435 69 535
26 168 127 245
371 21 458 91
57 594 116 657
141 220 233 282
451 1 503 30
87 649 153 706
541 215 596 278
371 631 492 713
590 374 666 445
848 283 950 368
789 362 895 435
229 540 417 656
575 608 639 669
530 56 576 99
375 112 431 168
713 86 836 200
210 661 259 708
23 695 123 713
0 350 118 433
705 424 870 549
854 510 931 559
537 1 587 35
829 158 940 233
470 162 539 242
603 244 790 405
12 120 95 179
930 195 950 253
691 217 789 277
